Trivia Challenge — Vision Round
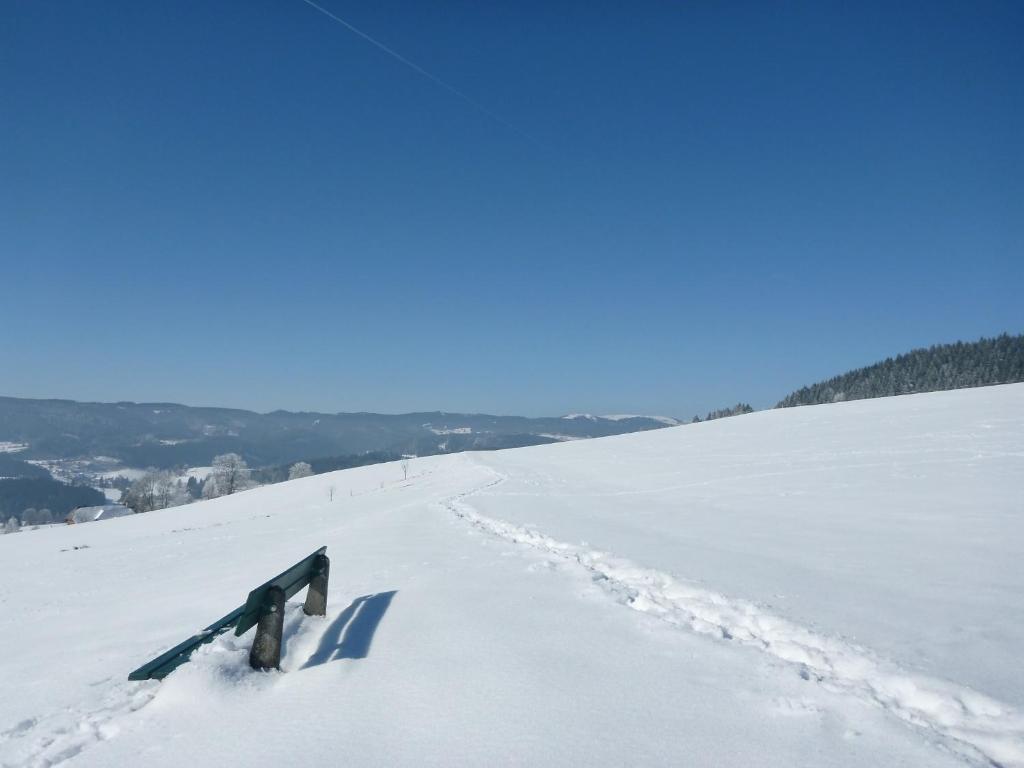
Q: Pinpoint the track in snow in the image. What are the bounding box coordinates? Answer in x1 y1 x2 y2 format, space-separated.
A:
0 682 154 768
442 466 1024 768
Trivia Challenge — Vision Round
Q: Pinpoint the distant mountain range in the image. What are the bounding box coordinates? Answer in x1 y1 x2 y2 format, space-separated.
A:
4 333 1020 484
0 397 678 471
777 333 1024 408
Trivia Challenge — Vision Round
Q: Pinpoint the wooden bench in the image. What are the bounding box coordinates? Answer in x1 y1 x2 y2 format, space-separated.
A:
128 546 330 680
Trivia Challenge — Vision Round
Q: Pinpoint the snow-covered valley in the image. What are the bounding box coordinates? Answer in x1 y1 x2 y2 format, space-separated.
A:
1 385 1021 767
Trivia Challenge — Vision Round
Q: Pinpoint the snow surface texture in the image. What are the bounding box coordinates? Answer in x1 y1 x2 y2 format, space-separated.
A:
0 385 1021 767
602 414 682 426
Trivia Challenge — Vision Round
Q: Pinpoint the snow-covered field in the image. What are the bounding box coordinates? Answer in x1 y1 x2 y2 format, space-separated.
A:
177 466 213 483
0 385 1021 767
96 468 149 482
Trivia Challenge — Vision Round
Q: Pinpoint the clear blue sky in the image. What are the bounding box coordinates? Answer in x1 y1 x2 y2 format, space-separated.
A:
2 1 1021 417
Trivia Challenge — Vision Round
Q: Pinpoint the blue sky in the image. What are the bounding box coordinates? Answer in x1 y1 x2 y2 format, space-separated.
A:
2 1 1021 416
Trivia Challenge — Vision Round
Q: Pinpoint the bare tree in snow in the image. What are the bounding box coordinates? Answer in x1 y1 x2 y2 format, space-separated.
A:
3 516 20 534
203 453 255 499
288 462 314 480
124 471 189 513
21 508 54 526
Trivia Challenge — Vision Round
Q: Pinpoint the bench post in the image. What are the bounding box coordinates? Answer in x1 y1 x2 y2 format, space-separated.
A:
303 554 330 616
249 586 285 670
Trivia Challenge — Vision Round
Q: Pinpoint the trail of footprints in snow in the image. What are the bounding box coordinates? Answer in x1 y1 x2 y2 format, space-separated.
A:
443 473 1024 768
0 684 155 768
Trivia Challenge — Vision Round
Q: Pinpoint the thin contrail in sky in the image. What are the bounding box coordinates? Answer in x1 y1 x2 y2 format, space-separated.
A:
297 0 538 145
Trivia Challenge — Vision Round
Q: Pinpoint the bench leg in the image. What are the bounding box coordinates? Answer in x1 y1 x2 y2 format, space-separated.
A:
249 586 285 670
303 554 330 616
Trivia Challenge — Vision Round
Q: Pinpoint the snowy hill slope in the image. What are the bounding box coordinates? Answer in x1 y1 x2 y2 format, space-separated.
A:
0 385 1021 767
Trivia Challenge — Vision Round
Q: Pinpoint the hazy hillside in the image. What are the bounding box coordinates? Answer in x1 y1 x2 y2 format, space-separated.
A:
0 454 50 480
0 478 105 522
777 333 1024 408
0 396 676 470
